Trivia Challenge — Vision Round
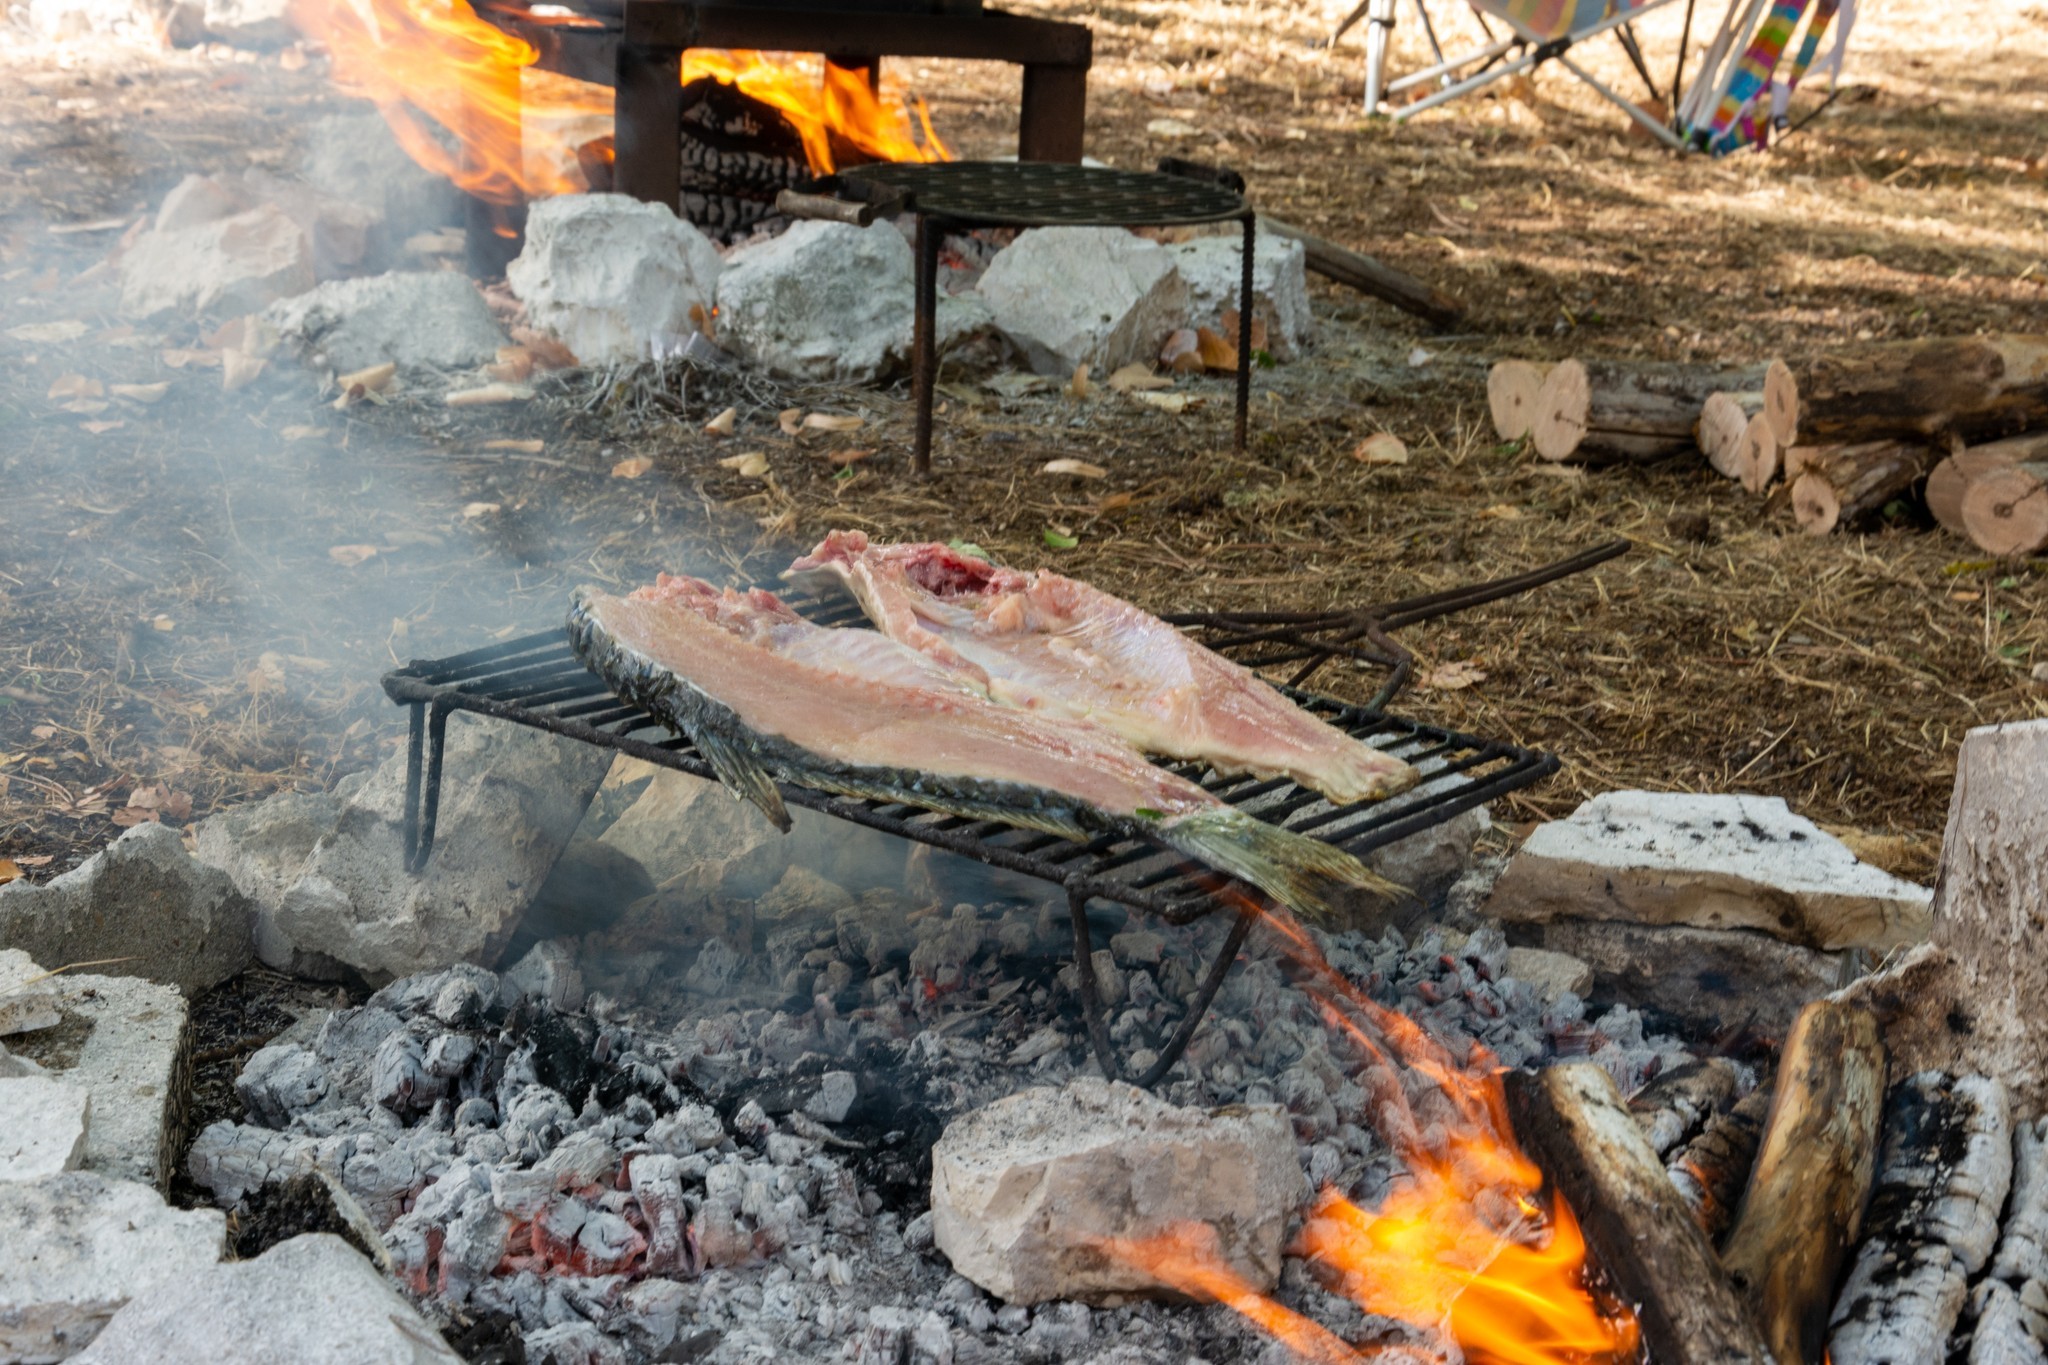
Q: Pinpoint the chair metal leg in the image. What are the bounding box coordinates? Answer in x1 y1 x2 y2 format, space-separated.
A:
1235 214 1254 454
1361 0 1398 111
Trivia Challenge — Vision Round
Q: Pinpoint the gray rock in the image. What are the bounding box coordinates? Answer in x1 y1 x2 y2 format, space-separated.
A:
72 1232 460 1364
1367 798 1490 910
506 193 722 366
1540 918 1848 1034
501 939 585 1014
0 1041 43 1079
930 1076 1304 1304
264 713 611 983
804 1070 858 1125
0 951 191 1189
235 1042 329 1129
0 988 61 1037
266 271 507 374
0 1075 91 1182
0 821 254 996
1167 233 1314 360
596 767 786 899
193 790 344 973
1489 791 1932 951
201 0 294 46
977 228 1189 378
1502 945 1595 1003
301 113 461 261
119 202 315 320
0 1171 225 1362
717 219 912 382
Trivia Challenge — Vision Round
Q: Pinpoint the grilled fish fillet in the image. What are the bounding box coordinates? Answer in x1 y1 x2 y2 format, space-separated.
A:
784 531 1420 805
567 574 1396 917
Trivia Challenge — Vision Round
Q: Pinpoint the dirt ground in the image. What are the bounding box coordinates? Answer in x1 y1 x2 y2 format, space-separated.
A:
2 0 2045 886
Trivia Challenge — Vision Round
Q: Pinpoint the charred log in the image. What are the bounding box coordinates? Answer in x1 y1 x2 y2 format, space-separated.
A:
1629 1056 1745 1157
678 76 813 242
1668 1085 1772 1243
1951 1116 2048 1365
1826 1071 2014 1365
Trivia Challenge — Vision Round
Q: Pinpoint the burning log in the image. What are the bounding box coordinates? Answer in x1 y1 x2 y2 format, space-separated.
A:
1825 1071 2014 1365
1628 1056 1744 1156
1667 1086 1773 1243
1799 335 2048 444
1720 1000 1887 1365
1787 439 1942 536
1505 1062 1774 1365
1529 358 1795 466
1926 433 2048 537
677 76 814 240
1486 360 1550 442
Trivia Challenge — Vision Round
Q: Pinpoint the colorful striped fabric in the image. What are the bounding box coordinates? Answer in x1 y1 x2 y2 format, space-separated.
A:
1704 0 1838 152
1469 0 1664 41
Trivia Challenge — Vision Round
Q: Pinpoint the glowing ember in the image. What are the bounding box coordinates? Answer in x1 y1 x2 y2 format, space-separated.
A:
1106 898 1640 1365
292 0 948 206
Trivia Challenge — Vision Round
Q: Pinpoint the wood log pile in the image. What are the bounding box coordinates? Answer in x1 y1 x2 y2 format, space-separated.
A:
1508 719 2048 1364
1487 335 2048 554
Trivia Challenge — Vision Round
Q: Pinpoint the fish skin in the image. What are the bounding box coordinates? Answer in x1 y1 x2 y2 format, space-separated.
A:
784 531 1421 805
567 575 1398 917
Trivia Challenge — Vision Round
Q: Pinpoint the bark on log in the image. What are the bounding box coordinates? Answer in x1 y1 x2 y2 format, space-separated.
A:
1669 1086 1773 1243
1835 718 2048 1121
1487 360 1549 441
1721 1000 1887 1365
1955 1115 2048 1365
1506 1062 1773 1365
1961 460 2048 556
1531 358 1791 465
1788 440 1940 535
1262 218 1468 330
1826 1071 2015 1365
1800 335 2048 443
1630 1056 1744 1156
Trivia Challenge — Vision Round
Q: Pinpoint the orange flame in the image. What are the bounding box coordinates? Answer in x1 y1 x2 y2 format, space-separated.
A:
292 0 948 206
1103 897 1640 1365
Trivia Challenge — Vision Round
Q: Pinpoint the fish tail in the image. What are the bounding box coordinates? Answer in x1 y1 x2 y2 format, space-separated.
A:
1159 809 1405 919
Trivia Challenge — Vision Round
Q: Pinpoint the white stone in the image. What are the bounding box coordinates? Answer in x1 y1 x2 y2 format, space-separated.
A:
0 1076 90 1182
804 1070 858 1125
976 228 1190 379
201 0 294 46
0 950 190 1189
1502 946 1594 1003
302 112 461 262
266 271 507 373
930 1076 1304 1304
507 193 723 366
73 1232 460 1364
262 713 611 982
0 989 61 1037
0 821 254 996
1167 233 1314 361
24 0 179 41
1489 790 1932 951
0 1171 225 1362
716 219 913 383
194 790 342 972
119 202 315 320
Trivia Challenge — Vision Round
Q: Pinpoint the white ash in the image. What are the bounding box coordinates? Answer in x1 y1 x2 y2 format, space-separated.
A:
186 874 1693 1364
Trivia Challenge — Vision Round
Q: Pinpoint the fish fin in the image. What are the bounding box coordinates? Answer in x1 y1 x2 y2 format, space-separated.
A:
1158 809 1405 920
696 730 791 833
794 772 1089 842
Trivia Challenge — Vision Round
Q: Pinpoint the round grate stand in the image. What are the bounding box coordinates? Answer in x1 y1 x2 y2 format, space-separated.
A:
833 161 1257 474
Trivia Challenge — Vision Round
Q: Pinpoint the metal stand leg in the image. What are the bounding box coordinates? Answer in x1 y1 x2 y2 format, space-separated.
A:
1362 0 1399 112
911 214 941 478
1019 63 1089 162
401 702 426 869
408 702 451 874
1235 214 1254 454
1068 886 1120 1081
615 41 684 210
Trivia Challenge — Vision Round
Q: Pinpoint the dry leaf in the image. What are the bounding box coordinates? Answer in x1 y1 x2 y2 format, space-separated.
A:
704 406 737 437
151 614 174 632
1041 458 1107 479
1132 390 1202 414
1420 659 1488 690
1067 364 1092 400
1352 433 1409 465
61 399 109 414
160 348 221 370
485 347 534 383
0 858 20 886
1097 491 1135 514
483 439 544 453
445 383 533 406
1220 308 1268 354
80 420 125 434
803 412 863 433
204 316 247 351
1106 363 1172 393
13 854 51 868
510 328 578 370
778 408 805 435
8 320 88 343
1476 503 1525 521
47 373 103 402
1159 329 1199 368
1195 326 1238 373
611 456 654 479
109 381 169 405
331 383 370 410
222 351 266 392
462 502 501 519
329 544 380 567
1146 117 1199 139
984 372 1054 398
280 425 325 441
719 451 770 478
827 448 873 467
339 361 397 393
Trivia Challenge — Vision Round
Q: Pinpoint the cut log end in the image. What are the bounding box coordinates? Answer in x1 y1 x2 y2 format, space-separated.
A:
1740 414 1782 495
1764 358 1800 447
1699 391 1755 480
1792 470 1843 536
1531 358 1592 462
1488 360 1549 442
1961 464 2048 557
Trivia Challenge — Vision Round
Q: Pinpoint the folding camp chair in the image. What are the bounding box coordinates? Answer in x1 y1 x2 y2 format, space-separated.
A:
1677 0 1855 153
1339 0 1691 148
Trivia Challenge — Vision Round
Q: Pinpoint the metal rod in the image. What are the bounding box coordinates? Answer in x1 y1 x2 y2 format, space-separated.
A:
1235 212 1254 454
1133 899 1259 1088
1068 885 1121 1082
402 701 426 869
414 702 450 873
911 214 940 478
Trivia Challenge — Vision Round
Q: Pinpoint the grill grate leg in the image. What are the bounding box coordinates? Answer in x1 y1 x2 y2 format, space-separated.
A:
1068 884 1121 1082
1235 211 1255 453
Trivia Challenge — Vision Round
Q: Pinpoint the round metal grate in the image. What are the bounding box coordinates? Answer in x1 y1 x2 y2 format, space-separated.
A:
840 159 1248 227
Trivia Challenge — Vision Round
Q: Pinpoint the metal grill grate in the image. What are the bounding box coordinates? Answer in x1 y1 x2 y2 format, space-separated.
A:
380 591 1555 922
832 160 1250 229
